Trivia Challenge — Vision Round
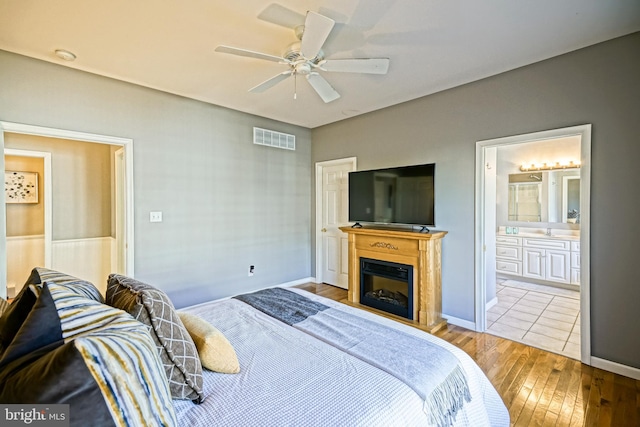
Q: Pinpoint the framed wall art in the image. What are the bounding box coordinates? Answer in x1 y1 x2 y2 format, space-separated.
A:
5 171 38 204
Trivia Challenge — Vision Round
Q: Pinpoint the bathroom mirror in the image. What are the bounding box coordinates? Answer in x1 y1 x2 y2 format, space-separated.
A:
507 169 580 223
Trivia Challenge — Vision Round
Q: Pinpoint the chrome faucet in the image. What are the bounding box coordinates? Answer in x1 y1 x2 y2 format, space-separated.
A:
546 228 552 236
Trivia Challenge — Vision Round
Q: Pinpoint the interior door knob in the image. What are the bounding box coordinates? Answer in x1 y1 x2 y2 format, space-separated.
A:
321 228 327 232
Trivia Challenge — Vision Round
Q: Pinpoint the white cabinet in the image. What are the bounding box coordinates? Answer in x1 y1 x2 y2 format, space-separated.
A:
496 233 579 287
522 238 571 284
523 247 570 283
496 236 522 276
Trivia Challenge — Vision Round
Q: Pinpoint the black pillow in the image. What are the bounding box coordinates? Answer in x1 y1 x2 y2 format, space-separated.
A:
0 284 62 368
0 285 37 354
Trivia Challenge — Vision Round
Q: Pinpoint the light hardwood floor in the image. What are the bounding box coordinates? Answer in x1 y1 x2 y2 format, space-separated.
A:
295 283 640 427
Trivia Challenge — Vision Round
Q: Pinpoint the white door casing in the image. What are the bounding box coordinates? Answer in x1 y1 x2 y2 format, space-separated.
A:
315 158 356 289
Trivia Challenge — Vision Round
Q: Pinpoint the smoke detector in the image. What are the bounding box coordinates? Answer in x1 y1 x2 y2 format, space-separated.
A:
55 49 76 61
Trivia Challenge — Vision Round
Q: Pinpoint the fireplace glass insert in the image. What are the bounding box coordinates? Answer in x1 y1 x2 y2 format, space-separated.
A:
359 257 413 319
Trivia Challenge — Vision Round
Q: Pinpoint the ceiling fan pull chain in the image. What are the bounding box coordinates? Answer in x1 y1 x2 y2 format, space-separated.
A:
294 72 298 100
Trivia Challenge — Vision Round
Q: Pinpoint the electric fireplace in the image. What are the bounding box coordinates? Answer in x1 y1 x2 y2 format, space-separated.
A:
359 257 413 320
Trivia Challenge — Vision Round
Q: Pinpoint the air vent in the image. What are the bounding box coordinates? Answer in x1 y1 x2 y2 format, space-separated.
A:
253 127 295 151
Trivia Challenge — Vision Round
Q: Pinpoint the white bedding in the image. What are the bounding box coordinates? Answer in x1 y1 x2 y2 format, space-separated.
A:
173 288 509 426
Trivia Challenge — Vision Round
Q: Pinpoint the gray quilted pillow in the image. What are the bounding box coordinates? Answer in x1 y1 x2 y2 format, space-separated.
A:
106 274 204 402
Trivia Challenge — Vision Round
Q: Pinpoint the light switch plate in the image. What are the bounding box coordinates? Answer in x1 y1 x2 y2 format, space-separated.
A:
150 211 163 222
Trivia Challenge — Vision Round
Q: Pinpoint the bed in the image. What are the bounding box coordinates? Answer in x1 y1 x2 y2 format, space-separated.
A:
0 268 509 427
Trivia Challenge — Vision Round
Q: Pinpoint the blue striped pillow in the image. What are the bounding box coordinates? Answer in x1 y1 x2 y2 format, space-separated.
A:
25 267 104 303
0 282 177 426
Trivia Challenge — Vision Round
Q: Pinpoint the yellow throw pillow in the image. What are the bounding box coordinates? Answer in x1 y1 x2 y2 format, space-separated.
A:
178 312 240 374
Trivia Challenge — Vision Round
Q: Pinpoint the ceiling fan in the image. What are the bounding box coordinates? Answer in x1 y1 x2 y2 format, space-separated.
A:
215 10 390 103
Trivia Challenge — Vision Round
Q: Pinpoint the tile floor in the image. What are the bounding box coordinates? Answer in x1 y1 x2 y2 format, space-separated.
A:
486 279 580 360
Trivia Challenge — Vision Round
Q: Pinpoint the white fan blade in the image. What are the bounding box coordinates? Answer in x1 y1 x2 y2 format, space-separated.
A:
306 73 340 103
249 70 293 93
258 4 305 29
215 45 286 63
321 58 389 74
300 11 335 60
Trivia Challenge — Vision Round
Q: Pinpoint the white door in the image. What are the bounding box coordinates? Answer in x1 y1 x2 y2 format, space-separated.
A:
317 159 355 289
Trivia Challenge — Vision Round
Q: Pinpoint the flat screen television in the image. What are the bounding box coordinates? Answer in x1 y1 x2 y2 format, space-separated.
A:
348 163 435 229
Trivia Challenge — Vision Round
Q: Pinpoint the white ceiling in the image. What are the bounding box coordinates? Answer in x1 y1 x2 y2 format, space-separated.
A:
1 1 639 128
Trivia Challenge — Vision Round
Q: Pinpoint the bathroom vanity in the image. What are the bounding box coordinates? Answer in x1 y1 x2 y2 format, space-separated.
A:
496 228 580 289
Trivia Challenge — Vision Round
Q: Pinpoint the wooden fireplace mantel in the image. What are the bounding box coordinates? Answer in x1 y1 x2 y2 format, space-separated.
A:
339 226 448 333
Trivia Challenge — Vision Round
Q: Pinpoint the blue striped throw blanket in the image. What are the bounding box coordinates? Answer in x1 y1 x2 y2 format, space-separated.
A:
235 288 471 427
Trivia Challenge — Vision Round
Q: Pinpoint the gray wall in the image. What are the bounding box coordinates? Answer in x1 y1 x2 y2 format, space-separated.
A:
0 50 312 308
312 32 640 368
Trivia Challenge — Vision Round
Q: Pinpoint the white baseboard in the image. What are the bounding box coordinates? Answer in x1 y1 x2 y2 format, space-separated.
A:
591 356 640 380
443 313 476 331
486 297 498 310
280 277 316 288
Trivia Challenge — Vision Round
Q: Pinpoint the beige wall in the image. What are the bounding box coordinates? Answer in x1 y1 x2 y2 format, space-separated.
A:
4 155 44 236
4 133 113 240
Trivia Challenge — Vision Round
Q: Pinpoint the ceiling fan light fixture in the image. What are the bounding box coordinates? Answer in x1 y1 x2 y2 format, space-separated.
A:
54 49 76 61
294 62 312 75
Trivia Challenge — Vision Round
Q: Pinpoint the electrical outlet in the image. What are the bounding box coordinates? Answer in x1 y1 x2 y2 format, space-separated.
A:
248 265 255 277
150 211 163 222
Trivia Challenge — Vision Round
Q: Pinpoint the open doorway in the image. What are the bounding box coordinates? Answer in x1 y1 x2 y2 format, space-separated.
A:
0 122 134 298
475 125 591 365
